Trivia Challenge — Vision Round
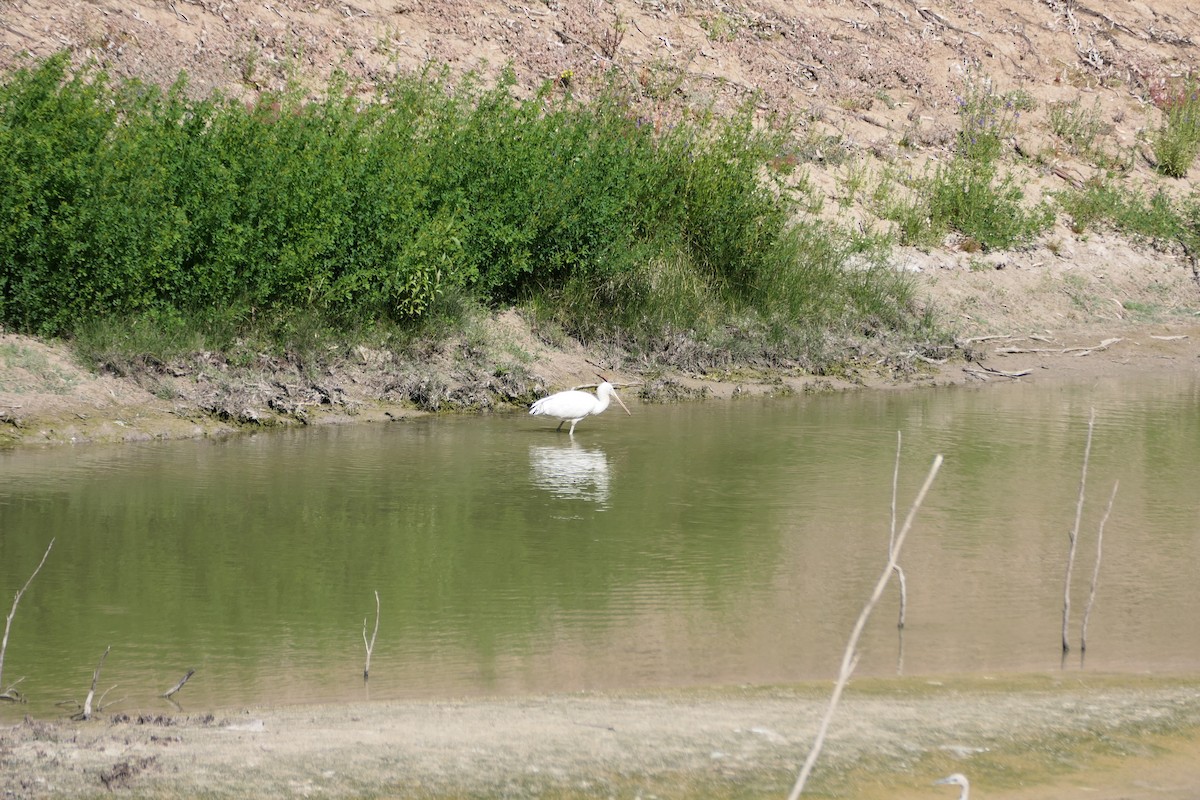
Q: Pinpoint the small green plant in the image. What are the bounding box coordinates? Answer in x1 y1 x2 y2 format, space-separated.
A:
1151 73 1200 178
925 159 1054 250
954 74 1022 164
876 74 1052 250
700 12 742 42
838 160 869 208
1048 96 1107 157
1056 178 1180 239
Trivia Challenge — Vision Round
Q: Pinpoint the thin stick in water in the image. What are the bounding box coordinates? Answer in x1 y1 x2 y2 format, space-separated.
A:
79 645 111 721
363 590 380 681
0 538 54 700
890 432 907 630
786 454 943 800
1062 408 1095 655
163 668 196 700
1081 480 1118 654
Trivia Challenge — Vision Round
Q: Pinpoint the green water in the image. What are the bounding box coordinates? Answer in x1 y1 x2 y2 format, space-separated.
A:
1 374 1198 719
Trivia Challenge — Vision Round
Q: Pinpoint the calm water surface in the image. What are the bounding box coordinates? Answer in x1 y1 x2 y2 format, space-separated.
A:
1 374 1198 718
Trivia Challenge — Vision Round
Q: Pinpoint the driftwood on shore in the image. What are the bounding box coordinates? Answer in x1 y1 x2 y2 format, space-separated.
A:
997 337 1123 356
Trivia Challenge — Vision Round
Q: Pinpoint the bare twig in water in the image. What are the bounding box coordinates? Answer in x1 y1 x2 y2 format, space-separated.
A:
1063 409 1095 655
363 590 380 681
1 538 54 701
889 432 907 630
1081 481 1119 654
76 645 112 721
786 454 943 800
163 669 196 700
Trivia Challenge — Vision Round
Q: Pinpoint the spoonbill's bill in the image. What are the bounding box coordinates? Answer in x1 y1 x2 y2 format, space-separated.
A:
529 380 631 435
933 773 970 800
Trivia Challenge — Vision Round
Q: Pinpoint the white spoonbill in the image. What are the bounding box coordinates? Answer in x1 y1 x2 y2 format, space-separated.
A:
933 773 970 800
529 379 631 436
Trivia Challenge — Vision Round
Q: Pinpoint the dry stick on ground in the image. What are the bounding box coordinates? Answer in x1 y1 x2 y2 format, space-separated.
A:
76 645 112 721
0 538 55 701
363 590 380 681
786 454 944 800
996 337 1123 356
162 668 195 700
1081 480 1119 654
963 365 1033 379
889 431 907 630
1063 408 1096 655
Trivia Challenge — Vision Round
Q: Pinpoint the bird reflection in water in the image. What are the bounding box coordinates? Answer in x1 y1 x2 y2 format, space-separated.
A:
529 442 611 507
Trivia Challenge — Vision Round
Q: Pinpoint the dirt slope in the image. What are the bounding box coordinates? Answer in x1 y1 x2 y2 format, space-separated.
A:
3 0 1200 444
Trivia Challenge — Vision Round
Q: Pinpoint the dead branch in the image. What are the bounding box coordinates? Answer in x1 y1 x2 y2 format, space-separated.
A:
996 337 1123 356
1081 480 1119 654
363 590 380 681
963 365 1032 379
889 432 907 630
955 334 1013 346
163 669 195 699
786 454 943 800
1063 409 1095 655
76 645 112 721
1 538 55 701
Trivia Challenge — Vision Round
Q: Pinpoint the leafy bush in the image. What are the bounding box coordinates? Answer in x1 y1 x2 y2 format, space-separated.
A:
0 54 923 364
1151 74 1200 179
1057 177 1189 245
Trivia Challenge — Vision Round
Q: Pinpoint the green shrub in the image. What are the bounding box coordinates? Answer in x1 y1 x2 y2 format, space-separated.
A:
1151 74 1200 178
1057 178 1188 246
0 54 925 367
927 160 1053 250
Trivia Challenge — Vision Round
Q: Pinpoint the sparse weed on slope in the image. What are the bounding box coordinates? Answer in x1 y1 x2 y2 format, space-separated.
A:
1151 73 1200 179
875 75 1053 251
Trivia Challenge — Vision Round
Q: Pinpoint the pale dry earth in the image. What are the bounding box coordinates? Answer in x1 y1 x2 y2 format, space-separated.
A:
3 1 1200 797
3 678 1200 799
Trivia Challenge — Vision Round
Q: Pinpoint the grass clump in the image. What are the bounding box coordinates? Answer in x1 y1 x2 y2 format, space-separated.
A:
1048 96 1108 158
1055 176 1195 246
1150 73 1200 179
0 52 926 372
875 75 1053 251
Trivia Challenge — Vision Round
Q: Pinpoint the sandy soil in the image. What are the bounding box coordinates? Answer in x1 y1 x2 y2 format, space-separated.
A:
4 1 1200 796
3 678 1200 799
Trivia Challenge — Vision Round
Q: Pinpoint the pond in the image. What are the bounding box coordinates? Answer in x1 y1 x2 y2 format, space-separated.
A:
1 373 1198 719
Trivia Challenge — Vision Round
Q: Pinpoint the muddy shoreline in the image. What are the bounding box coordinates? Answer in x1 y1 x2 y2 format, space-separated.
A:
3 676 1200 799
4 313 1200 449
